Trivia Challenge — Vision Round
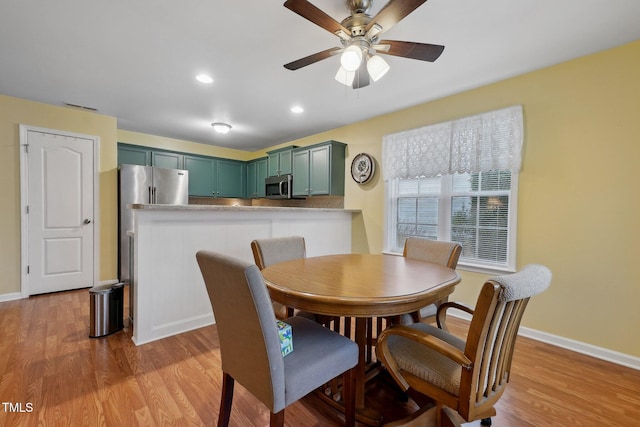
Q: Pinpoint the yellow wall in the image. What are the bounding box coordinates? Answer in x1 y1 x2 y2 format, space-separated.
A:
117 129 254 161
0 95 118 294
288 40 640 357
2 39 639 358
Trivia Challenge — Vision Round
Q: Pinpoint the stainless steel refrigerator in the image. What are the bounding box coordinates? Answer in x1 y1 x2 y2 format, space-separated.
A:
118 164 189 283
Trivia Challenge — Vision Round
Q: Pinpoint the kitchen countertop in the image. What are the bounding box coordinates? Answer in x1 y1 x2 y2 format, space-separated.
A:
129 204 361 213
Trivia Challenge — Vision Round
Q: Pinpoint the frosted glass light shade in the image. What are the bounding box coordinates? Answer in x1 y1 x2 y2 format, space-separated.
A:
211 122 232 134
340 45 363 71
367 55 390 81
335 66 356 86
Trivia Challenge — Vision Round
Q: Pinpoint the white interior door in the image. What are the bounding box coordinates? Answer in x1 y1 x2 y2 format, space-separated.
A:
23 127 97 295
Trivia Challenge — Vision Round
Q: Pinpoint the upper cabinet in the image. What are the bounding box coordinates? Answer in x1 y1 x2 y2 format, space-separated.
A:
292 141 346 197
184 155 245 198
216 159 246 198
183 155 215 197
151 151 184 169
246 157 268 198
267 146 296 177
118 144 151 166
118 141 347 200
118 144 184 169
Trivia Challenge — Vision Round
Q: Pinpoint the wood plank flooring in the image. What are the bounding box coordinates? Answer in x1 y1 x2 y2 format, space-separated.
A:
0 287 638 426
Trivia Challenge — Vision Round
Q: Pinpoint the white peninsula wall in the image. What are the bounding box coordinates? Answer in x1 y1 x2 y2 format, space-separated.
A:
130 205 357 345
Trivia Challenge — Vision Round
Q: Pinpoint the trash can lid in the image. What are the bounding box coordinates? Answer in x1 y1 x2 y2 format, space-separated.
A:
89 283 123 294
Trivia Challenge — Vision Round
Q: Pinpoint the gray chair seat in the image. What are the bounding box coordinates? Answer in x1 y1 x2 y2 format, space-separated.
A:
282 316 358 406
196 250 358 427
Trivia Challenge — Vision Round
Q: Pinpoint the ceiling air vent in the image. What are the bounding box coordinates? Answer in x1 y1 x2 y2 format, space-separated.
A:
64 102 98 112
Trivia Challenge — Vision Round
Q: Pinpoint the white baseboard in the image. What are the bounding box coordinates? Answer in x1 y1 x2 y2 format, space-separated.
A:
2 279 121 303
0 292 23 303
449 312 640 371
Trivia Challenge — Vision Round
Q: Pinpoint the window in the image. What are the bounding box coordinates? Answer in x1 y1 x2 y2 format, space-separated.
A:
382 106 523 273
386 171 517 272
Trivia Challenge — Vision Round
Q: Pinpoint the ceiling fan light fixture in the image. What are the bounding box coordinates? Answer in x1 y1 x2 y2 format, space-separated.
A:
211 122 232 134
340 45 363 71
367 54 390 81
335 66 356 86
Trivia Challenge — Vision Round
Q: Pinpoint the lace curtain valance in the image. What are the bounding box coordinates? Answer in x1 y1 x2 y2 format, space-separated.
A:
382 105 523 180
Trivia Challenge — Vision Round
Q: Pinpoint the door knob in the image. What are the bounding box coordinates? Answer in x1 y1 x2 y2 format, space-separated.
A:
84 219 92 224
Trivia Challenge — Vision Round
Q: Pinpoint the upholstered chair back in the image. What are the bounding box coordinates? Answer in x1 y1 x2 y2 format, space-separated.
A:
196 251 286 411
403 237 462 268
251 236 306 270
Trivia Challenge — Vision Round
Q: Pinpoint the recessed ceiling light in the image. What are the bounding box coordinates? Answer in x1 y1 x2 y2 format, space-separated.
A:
211 122 232 134
291 105 304 114
196 74 213 84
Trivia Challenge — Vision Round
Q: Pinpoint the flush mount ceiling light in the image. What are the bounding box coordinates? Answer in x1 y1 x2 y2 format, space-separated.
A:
211 122 232 134
290 105 304 114
283 0 445 89
195 74 213 84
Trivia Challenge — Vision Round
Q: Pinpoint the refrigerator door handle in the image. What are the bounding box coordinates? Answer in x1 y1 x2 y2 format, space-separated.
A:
153 187 157 204
148 186 152 204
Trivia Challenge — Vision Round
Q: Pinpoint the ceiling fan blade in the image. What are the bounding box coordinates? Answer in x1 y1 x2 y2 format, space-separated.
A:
365 0 428 35
284 0 350 37
352 60 370 89
375 40 444 62
284 47 342 70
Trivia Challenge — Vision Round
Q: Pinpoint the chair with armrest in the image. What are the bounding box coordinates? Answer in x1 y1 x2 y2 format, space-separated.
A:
377 264 551 426
196 250 358 427
401 237 462 324
251 236 307 319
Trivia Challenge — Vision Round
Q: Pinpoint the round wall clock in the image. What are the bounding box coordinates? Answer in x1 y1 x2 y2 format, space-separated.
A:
351 153 375 184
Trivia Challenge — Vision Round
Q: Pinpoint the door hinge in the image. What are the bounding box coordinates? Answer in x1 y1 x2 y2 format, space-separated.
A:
24 144 29 154
27 265 30 274
26 205 29 214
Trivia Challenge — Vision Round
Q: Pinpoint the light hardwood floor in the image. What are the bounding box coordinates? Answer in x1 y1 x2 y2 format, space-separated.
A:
0 287 638 426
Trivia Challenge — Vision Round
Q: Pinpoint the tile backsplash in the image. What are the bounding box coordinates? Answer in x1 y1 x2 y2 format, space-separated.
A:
189 196 344 209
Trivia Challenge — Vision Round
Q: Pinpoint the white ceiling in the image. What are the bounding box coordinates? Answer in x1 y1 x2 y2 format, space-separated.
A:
1 0 639 152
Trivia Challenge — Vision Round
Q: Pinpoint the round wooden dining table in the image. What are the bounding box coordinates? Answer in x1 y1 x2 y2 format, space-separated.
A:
261 253 461 425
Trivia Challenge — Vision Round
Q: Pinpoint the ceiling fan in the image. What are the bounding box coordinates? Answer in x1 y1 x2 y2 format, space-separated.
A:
283 0 445 89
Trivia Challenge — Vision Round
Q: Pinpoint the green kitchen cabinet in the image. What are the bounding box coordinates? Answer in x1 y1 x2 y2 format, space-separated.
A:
216 159 246 198
118 144 150 166
292 141 346 197
184 155 245 198
267 146 296 176
118 143 183 169
246 157 268 198
151 151 184 169
184 155 215 197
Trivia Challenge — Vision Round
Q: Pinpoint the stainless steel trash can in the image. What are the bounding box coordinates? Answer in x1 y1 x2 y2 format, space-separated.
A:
89 283 124 338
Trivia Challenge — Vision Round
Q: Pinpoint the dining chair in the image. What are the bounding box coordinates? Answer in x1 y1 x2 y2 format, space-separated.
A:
251 236 308 319
196 250 358 427
376 264 552 426
401 237 462 324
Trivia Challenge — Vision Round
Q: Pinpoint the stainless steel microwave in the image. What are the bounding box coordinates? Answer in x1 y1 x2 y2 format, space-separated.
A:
265 174 293 199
